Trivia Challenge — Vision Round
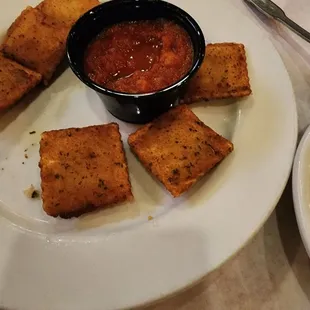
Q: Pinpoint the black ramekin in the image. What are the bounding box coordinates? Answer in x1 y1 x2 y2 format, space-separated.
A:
67 0 205 124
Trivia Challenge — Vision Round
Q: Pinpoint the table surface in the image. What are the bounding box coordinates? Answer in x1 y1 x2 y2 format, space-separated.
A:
142 0 310 309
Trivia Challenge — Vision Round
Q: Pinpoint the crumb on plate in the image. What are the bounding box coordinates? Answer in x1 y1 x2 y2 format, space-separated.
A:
24 184 40 199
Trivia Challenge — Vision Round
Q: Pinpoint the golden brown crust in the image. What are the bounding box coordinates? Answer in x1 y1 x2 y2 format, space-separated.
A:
182 43 252 104
128 105 233 197
39 124 133 218
2 7 68 84
37 0 100 27
0 53 42 111
6 6 33 39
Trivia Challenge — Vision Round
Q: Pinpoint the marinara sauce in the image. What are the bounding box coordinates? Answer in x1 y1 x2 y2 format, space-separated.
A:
84 19 193 94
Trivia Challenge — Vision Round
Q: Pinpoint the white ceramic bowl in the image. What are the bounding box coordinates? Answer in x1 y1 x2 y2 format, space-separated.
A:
293 125 310 257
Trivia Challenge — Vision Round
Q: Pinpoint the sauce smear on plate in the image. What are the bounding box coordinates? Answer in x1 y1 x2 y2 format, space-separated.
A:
84 19 193 94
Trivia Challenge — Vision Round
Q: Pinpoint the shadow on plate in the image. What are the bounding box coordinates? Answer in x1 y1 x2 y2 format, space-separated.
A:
76 200 148 231
0 226 208 310
190 97 242 108
0 86 44 133
86 87 141 134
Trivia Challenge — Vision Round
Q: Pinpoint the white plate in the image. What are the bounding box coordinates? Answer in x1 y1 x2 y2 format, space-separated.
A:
0 0 297 309
293 126 310 258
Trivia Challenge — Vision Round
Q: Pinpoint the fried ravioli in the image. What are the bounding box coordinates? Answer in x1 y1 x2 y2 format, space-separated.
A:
128 105 233 197
39 124 133 218
0 53 42 111
2 7 68 84
182 43 251 104
37 0 100 27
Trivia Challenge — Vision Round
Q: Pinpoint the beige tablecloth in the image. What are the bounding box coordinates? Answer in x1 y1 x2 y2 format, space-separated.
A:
143 0 310 309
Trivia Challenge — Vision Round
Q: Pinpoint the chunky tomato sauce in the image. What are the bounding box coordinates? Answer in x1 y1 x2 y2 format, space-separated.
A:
84 19 193 94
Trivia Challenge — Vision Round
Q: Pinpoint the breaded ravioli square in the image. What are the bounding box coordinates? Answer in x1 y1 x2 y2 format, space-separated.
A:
128 105 233 197
37 0 100 27
39 124 133 218
0 53 42 111
2 7 68 84
182 43 251 103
